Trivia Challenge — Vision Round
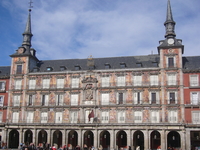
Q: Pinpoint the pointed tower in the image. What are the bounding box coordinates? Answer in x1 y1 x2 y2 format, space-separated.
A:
22 9 33 52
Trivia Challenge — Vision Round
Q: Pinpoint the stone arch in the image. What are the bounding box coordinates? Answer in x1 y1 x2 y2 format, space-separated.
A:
9 129 19 148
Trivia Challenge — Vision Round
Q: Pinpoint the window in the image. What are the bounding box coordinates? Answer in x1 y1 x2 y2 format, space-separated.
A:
13 95 20 106
168 92 176 104
190 75 199 86
192 111 200 124
0 96 4 106
150 75 158 86
117 76 125 86
150 92 159 104
60 66 66 71
41 112 48 123
41 95 49 106
167 74 176 85
117 92 125 104
118 111 125 123
55 112 63 123
168 57 174 68
70 111 78 123
101 111 109 123
57 78 64 88
120 63 126 68
15 80 22 89
0 112 2 123
46 67 52 71
134 92 142 104
191 92 200 105
104 63 110 69
151 111 159 123
75 66 81 70
152 62 158 67
71 78 79 88
0 81 5 91
101 93 109 105
71 94 78 106
12 112 19 123
29 79 36 89
28 95 35 106
42 78 50 89
134 75 142 86
101 76 109 87
56 94 64 106
27 112 34 123
136 63 142 67
134 111 142 123
168 110 177 123
85 110 90 123
16 65 22 74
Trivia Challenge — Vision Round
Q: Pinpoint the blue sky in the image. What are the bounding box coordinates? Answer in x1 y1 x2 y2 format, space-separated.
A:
0 0 200 66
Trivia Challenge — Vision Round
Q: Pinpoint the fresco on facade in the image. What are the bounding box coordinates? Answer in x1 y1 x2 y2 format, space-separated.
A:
48 111 55 123
63 109 69 123
51 75 56 88
143 108 149 122
65 92 70 105
126 107 133 121
36 76 42 88
110 90 116 104
35 92 41 106
127 89 133 104
34 110 40 123
110 108 116 123
49 93 55 105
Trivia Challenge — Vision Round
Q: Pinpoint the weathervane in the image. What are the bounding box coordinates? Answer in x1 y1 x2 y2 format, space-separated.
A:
29 0 33 11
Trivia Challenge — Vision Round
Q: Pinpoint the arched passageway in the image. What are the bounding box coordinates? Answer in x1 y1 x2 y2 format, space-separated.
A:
167 131 181 149
38 130 47 147
150 130 161 149
68 130 78 149
133 131 144 150
53 130 62 148
24 129 33 145
84 131 94 148
100 130 110 150
116 130 127 150
9 129 19 148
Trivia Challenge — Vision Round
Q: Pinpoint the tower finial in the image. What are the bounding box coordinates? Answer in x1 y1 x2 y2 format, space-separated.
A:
164 0 176 38
22 0 33 51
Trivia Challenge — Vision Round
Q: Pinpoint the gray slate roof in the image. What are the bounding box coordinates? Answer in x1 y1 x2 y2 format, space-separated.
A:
33 55 160 72
183 56 200 72
0 66 10 78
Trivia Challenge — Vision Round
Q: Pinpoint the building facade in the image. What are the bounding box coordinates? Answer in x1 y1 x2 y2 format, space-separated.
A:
0 0 200 150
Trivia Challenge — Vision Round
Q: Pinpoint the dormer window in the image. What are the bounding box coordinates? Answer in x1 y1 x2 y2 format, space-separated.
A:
120 62 126 68
60 66 66 71
16 65 22 74
152 62 158 67
105 63 111 69
136 63 142 67
46 67 53 71
33 68 38 72
75 66 81 70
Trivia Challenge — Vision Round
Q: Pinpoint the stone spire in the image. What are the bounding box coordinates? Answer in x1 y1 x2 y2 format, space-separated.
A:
22 9 33 51
164 0 176 38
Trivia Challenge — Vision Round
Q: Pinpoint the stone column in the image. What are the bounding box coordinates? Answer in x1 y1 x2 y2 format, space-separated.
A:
47 129 51 145
94 129 98 149
143 130 149 150
126 130 131 147
32 128 36 144
62 129 66 146
109 130 114 150
66 130 69 146
185 129 191 150
77 129 82 147
161 129 166 150
20 128 23 144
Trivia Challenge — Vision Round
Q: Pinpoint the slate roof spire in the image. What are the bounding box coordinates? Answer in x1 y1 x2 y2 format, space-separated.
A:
164 0 176 38
22 8 33 51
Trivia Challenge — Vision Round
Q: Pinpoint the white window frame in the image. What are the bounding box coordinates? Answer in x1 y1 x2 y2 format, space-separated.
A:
134 92 142 104
41 95 49 106
0 81 5 91
42 78 50 89
116 92 125 104
71 94 78 106
134 75 142 86
102 76 110 87
117 76 125 86
118 111 125 123
12 112 19 123
13 95 20 106
149 91 159 104
192 111 200 124
0 96 4 107
168 110 177 123
57 78 64 88
190 75 199 87
70 111 78 123
28 95 35 106
101 111 109 123
15 80 22 89
168 91 177 104
29 79 36 89
151 110 159 123
0 112 2 123
150 75 159 86
55 112 63 123
71 78 79 88
27 111 34 123
191 92 200 105
167 74 176 85
41 112 48 123
85 110 90 123
134 111 142 123
56 94 64 106
167 56 176 68
101 93 109 105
